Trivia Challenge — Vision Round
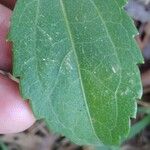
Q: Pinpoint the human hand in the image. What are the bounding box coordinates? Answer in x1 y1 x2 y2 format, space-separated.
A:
0 0 35 134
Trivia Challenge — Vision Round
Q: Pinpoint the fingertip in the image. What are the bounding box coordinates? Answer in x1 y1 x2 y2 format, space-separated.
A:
0 4 11 30
0 74 35 134
0 4 12 72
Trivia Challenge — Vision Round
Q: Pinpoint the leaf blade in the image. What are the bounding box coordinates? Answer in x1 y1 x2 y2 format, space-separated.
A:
9 0 143 145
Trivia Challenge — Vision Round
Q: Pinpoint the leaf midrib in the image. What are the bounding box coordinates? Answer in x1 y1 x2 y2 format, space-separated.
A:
59 0 101 142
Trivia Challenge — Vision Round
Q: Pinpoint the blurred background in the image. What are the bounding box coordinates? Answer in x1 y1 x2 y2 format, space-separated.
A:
1 0 150 149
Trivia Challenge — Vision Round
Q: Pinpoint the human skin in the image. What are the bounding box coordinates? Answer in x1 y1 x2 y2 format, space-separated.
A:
0 1 35 134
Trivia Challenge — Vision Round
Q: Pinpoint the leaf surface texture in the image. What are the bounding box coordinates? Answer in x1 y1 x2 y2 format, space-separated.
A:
9 0 143 145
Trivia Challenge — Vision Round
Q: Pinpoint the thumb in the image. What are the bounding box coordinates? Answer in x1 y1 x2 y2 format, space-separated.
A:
0 74 35 134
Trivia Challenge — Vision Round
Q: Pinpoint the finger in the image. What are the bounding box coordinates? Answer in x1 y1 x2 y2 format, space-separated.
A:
0 74 35 134
0 4 12 72
0 0 16 10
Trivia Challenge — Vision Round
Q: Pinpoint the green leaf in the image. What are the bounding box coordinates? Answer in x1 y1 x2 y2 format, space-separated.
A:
94 145 121 150
138 107 150 114
9 0 143 146
94 145 120 150
0 141 8 150
128 115 150 140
